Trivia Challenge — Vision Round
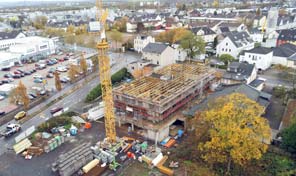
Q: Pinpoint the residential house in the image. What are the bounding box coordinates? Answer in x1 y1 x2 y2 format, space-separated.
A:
134 35 155 53
276 29 296 46
272 43 296 67
190 26 216 43
186 84 272 117
0 31 26 50
216 31 255 58
239 47 273 70
222 62 257 85
142 43 175 68
249 28 264 43
171 43 187 62
126 22 137 33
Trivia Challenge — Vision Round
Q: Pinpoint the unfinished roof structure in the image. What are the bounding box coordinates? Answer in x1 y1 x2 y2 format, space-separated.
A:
113 63 216 122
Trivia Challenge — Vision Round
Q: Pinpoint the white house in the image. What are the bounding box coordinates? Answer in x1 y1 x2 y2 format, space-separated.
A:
190 26 216 43
0 31 26 50
134 35 155 53
222 62 257 85
239 47 273 71
171 43 187 62
249 28 264 43
142 43 175 68
272 43 296 67
216 31 255 59
126 22 137 33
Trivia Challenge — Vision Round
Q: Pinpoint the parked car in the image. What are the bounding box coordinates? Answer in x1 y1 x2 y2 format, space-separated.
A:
34 78 43 83
50 107 63 115
60 78 68 83
27 94 34 100
1 124 21 138
48 68 56 73
17 69 24 73
46 73 54 78
4 73 13 78
56 66 67 72
33 74 43 79
46 60 55 66
14 71 21 75
63 56 69 60
58 58 64 62
40 90 46 95
0 95 5 101
14 111 26 120
0 81 3 85
36 64 46 70
0 110 5 116
2 67 10 71
29 93 37 98
8 78 14 82
30 68 37 73
24 71 31 75
12 74 21 79
2 79 9 83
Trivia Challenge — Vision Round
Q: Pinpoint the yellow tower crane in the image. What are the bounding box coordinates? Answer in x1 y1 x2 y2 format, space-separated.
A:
96 0 116 142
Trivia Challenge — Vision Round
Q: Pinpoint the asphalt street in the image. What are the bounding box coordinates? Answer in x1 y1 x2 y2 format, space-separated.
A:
0 51 139 156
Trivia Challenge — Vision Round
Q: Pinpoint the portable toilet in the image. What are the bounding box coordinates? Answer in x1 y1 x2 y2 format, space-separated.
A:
70 125 78 136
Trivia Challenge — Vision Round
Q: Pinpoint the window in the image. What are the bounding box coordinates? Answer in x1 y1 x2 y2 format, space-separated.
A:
226 42 228 46
225 49 228 52
131 66 134 70
157 61 159 65
222 48 224 51
229 49 231 52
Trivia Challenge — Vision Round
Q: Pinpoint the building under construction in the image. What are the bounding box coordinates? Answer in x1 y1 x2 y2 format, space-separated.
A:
113 63 216 142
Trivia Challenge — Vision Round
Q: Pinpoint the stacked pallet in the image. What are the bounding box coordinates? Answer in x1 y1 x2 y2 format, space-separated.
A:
44 135 65 153
52 143 93 176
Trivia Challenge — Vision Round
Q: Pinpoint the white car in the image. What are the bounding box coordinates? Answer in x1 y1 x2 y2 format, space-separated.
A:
62 76 70 81
33 74 43 79
0 95 5 101
56 66 67 72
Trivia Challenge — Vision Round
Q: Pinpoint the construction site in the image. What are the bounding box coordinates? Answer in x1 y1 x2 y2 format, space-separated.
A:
113 63 217 142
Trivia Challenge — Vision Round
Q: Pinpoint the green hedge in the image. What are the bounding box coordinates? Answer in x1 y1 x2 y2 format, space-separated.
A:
37 116 72 132
85 68 131 102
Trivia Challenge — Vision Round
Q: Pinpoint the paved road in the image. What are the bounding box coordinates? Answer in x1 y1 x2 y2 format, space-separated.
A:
0 52 139 156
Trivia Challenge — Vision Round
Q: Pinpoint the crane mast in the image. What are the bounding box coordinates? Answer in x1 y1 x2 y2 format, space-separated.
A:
96 0 116 142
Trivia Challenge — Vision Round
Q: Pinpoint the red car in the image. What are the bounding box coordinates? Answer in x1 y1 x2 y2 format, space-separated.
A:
50 107 63 114
58 58 64 62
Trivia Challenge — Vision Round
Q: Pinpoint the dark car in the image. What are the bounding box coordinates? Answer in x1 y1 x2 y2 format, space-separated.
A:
50 107 63 114
46 73 54 78
63 56 69 60
2 67 10 71
2 79 9 83
24 71 31 75
4 73 13 78
29 93 37 98
0 81 3 85
0 110 5 116
46 60 55 66
30 68 36 73
17 69 24 73
12 74 21 79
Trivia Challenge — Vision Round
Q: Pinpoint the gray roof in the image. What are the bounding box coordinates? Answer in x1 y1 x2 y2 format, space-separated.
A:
223 62 255 81
277 29 296 41
142 43 169 54
226 31 254 48
273 43 296 58
0 31 23 40
191 26 216 35
249 79 265 88
220 26 230 33
185 84 271 117
244 47 273 55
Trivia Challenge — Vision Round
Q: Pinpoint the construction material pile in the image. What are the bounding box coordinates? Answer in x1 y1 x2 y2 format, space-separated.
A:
52 143 93 176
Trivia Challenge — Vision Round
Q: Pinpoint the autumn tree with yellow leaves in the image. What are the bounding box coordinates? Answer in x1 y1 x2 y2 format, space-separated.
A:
80 54 88 76
68 64 80 83
198 93 271 174
10 81 30 109
156 28 192 44
54 71 62 91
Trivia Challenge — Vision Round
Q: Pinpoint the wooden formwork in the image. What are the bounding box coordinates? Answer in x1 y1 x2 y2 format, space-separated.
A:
114 63 215 106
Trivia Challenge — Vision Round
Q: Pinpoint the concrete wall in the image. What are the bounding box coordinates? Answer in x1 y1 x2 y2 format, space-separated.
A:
147 125 170 142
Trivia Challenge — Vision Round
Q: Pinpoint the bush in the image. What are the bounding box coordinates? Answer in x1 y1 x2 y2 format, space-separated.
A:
281 123 296 154
37 116 72 132
85 68 131 102
273 86 286 98
219 54 235 65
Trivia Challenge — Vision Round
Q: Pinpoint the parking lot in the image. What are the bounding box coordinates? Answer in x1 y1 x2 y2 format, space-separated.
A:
0 51 90 114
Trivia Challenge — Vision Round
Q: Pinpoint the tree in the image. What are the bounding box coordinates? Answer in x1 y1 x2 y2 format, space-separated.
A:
68 64 79 83
109 30 123 51
198 93 271 174
80 54 88 76
136 22 145 33
281 123 296 153
213 36 218 49
113 17 128 32
180 33 205 59
54 71 62 91
66 24 75 34
10 81 30 109
156 28 191 44
219 54 236 65
33 16 48 29
256 8 261 16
